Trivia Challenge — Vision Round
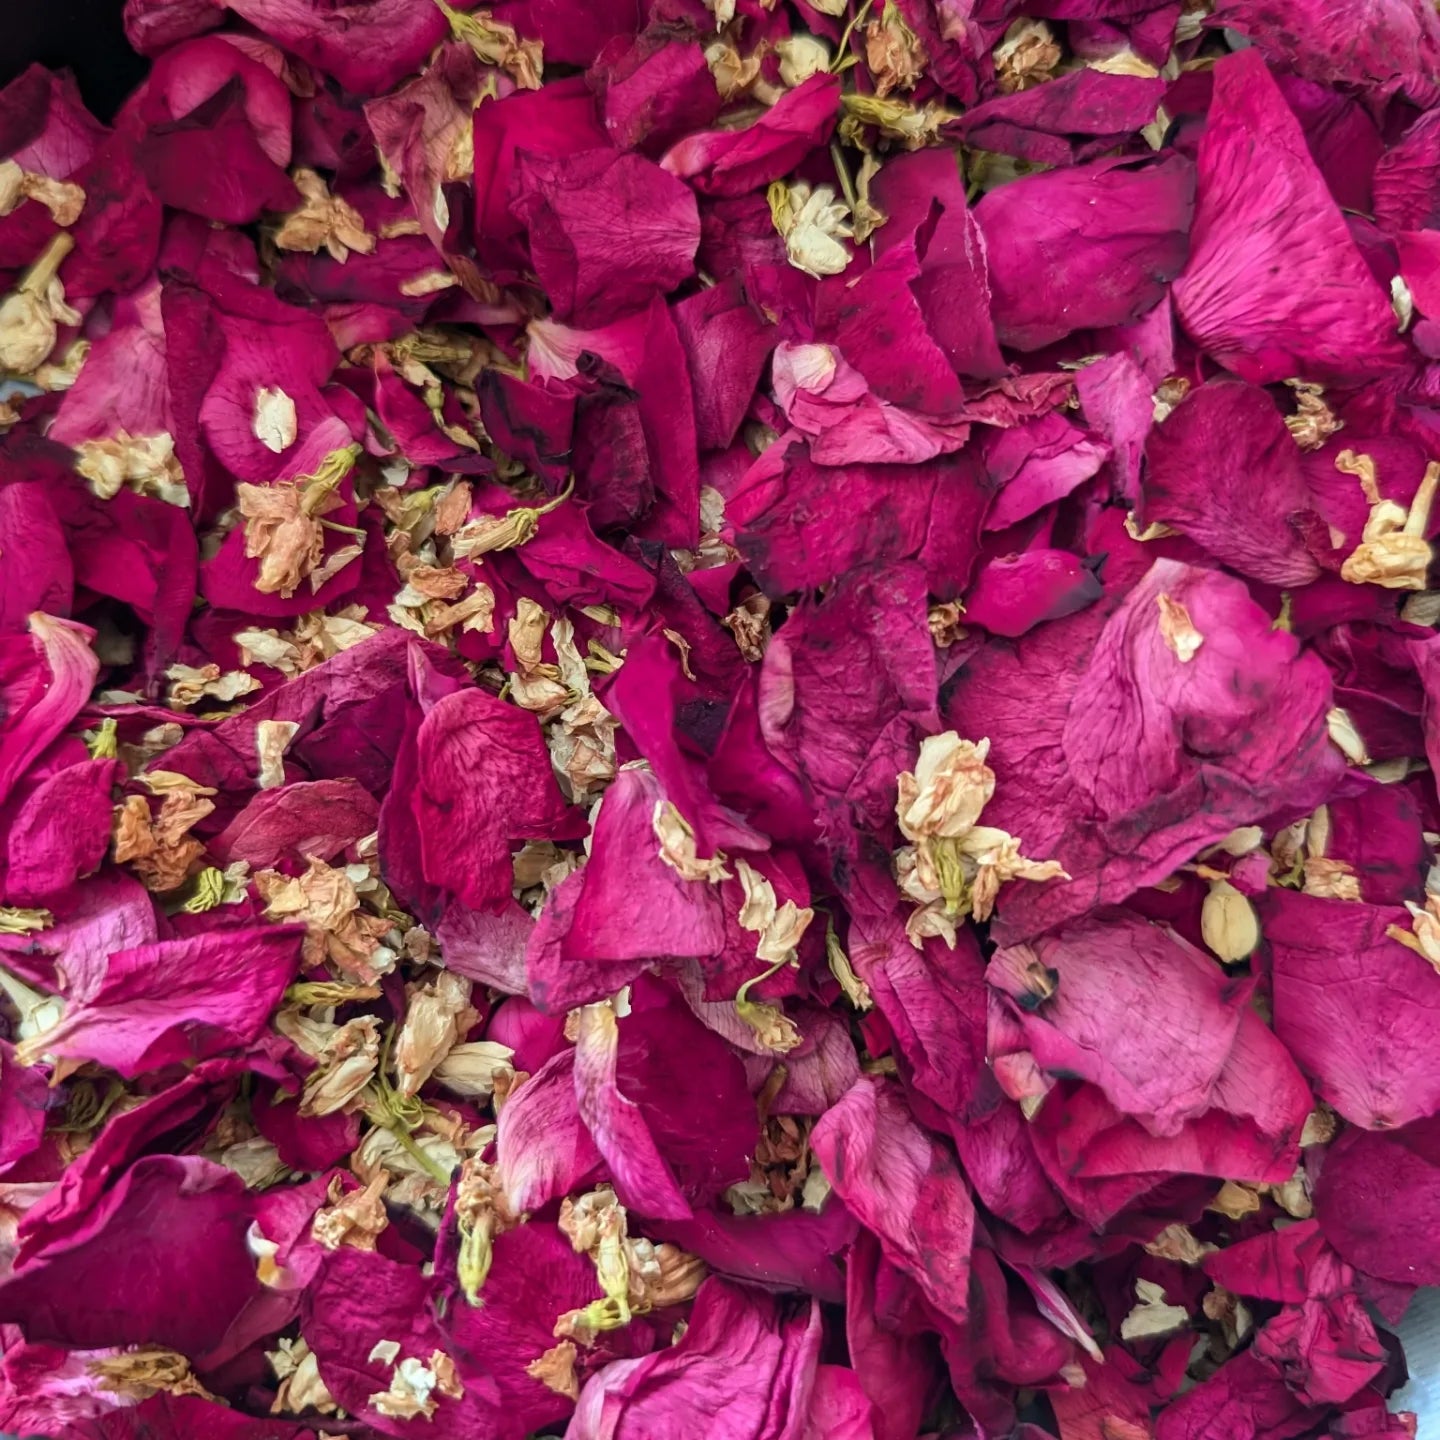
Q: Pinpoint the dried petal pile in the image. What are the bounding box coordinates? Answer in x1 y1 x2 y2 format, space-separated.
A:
3 0 1440 1435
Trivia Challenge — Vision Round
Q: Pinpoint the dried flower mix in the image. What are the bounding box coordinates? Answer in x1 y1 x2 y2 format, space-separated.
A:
0 2 1436 1437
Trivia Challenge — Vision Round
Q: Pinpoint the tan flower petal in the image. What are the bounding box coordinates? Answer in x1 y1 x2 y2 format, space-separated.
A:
253 386 298 454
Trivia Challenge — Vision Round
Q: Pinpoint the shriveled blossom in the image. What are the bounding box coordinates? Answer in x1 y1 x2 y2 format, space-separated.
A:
1336 449 1439 590
112 790 213 893
0 159 84 225
255 857 394 978
992 18 1062 92
273 168 376 262
74 431 188 506
236 445 363 598
0 232 80 374
894 732 1066 930
653 801 730 883
768 180 853 278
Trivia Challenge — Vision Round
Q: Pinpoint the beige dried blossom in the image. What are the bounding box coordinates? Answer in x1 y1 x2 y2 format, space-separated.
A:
311 1169 390 1251
734 858 814 965
927 601 966 647
434 1039 516 1098
545 621 620 800
75 430 188 506
554 1187 706 1342
235 606 380 678
653 800 730 882
1271 1166 1313 1219
961 828 1068 923
1284 380 1343 451
165 662 260 710
394 971 478 1096
840 90 956 147
0 159 85 226
705 39 766 100
769 180 853 278
434 479 473 534
236 444 362 598
455 1155 521 1301
527 1340 580 1399
274 1011 382 1116
398 268 461 298
1200 878 1260 962
894 733 1065 929
268 1337 339 1416
1325 706 1370 766
0 232 80 374
429 581 500 640
851 150 887 244
438 1 542 87
30 335 88 393
1301 1104 1339 1148
1144 1223 1217 1266
1302 856 1361 901
253 386 299 454
355 1123 472 1224
113 790 212 893
368 1350 464 1420
1209 1179 1264 1220
1119 1278 1189 1342
993 17 1062 92
864 7 928 96
256 857 393 979
89 1348 217 1403
723 593 771 661
1387 893 1440 974
215 1134 291 1189
255 718 300 790
1337 449 1437 591
897 732 995 842
775 34 831 86
507 597 571 716
1157 593 1203 661
826 928 872 1010
449 478 574 559
273 168 376 262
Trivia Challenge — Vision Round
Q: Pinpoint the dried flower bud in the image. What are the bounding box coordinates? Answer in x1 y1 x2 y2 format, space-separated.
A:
1200 879 1260 963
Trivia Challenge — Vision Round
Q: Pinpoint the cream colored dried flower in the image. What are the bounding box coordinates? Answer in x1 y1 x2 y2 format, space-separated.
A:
0 159 85 226
1338 449 1438 591
993 17 1061 92
273 168 376 262
311 1170 390 1251
268 1337 338 1416
864 8 927 96
653 800 730 882
896 732 995 842
165 662 260 710
434 1039 516 1098
394 971 479 1096
0 232 80 374
769 180 853 279
75 430 187 506
775 35 832 87
1119 1279 1189 1341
